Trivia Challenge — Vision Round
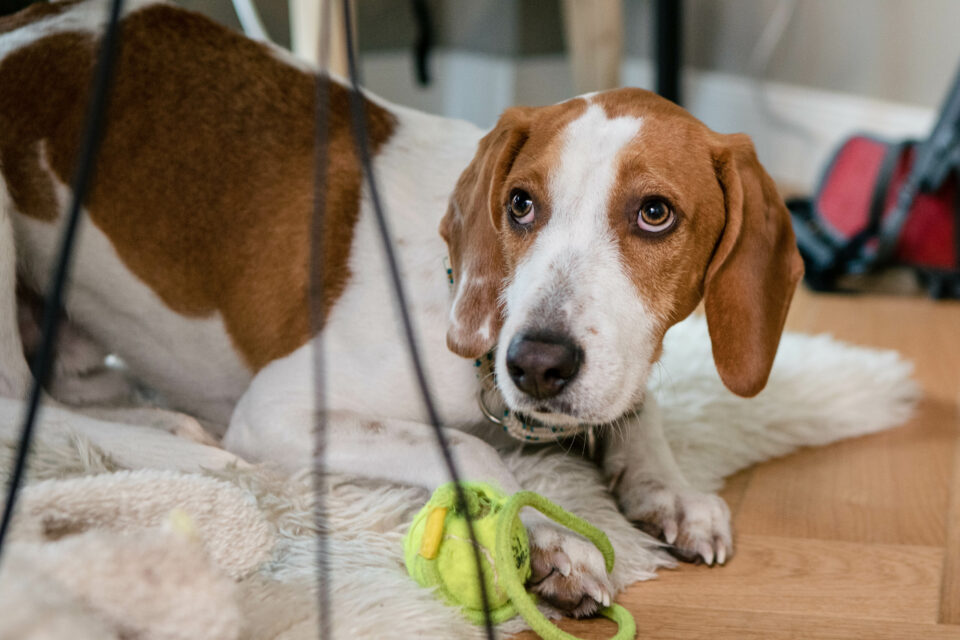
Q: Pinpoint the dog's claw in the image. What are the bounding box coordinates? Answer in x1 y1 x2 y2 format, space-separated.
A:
589 584 604 607
663 519 678 545
698 542 715 566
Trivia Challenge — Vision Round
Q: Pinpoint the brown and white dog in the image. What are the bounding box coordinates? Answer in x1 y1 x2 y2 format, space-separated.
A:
0 0 803 616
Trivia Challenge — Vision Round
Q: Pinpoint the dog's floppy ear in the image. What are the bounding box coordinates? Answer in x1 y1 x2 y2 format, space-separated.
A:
440 107 531 358
704 133 804 397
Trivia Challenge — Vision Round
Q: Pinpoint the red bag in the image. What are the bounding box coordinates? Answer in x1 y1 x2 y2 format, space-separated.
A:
789 64 960 298
790 135 959 297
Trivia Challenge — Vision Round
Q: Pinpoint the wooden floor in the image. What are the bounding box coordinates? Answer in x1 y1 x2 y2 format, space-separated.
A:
515 287 960 639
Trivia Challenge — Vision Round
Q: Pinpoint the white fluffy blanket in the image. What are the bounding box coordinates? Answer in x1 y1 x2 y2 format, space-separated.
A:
0 316 918 639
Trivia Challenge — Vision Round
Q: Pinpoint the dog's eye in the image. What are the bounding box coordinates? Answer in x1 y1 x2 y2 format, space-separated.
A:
637 198 676 234
508 190 535 225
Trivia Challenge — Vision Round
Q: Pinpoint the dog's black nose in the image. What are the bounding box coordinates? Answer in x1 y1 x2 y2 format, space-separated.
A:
506 333 582 399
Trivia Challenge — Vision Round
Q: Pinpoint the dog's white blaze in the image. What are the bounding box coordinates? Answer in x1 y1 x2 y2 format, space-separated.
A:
497 102 658 423
503 105 642 314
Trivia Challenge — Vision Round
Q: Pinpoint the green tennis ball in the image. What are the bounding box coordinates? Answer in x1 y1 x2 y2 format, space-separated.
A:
404 482 531 623
406 484 637 640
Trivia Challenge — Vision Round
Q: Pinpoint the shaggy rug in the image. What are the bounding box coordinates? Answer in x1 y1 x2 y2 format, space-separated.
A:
0 315 918 639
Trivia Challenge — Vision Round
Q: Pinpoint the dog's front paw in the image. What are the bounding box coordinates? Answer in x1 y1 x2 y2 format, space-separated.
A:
525 522 613 618
620 482 732 566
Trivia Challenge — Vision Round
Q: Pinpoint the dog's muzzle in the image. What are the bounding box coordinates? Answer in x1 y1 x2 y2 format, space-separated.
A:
475 351 597 452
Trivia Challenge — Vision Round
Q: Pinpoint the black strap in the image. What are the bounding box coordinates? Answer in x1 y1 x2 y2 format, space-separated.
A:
875 130 960 267
954 168 960 270
818 140 911 274
867 140 911 239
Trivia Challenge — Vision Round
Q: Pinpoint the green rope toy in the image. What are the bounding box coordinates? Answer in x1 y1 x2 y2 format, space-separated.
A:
404 482 636 640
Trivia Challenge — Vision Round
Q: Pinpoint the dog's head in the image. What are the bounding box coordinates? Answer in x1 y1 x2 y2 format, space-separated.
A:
440 88 803 426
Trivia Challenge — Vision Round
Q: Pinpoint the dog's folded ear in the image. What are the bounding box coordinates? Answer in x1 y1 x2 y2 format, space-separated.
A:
440 107 532 358
705 133 804 397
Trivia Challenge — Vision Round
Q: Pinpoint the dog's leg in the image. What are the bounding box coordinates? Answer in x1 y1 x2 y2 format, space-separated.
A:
76 406 222 446
17 285 137 406
223 374 613 617
604 395 733 565
44 368 136 407
0 198 32 399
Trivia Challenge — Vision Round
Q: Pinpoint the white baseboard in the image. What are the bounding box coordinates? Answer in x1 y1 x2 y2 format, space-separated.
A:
361 51 935 191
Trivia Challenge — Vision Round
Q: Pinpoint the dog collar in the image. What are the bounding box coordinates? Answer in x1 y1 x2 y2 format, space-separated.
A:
473 351 596 453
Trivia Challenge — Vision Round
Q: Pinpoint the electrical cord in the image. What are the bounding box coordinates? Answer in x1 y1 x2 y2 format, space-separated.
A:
0 0 126 563
337 1 496 636
311 0 334 635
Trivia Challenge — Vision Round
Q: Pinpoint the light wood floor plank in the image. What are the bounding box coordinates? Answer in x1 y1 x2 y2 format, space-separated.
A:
940 436 960 624
733 399 955 546
624 534 944 623
513 606 960 640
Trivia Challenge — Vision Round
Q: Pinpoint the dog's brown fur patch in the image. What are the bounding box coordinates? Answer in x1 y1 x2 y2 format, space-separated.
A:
0 4 396 371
